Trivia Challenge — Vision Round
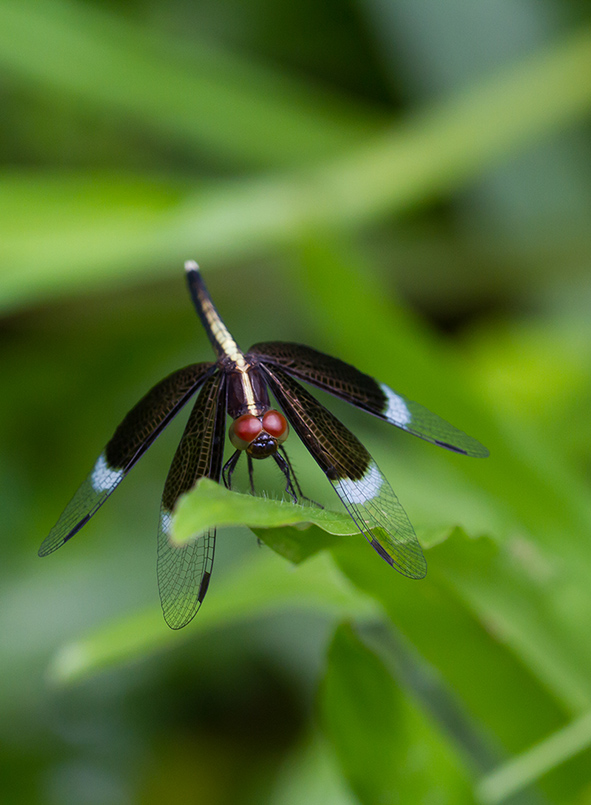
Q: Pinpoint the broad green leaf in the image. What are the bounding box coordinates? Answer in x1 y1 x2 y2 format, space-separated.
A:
173 479 454 563
332 532 571 754
320 623 476 804
47 486 470 685
172 477 359 553
429 529 591 712
251 526 343 566
292 239 591 721
48 550 379 685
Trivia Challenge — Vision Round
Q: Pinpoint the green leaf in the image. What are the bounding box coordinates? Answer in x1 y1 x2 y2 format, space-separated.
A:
48 551 379 685
293 240 591 715
251 526 344 566
46 484 471 685
332 532 571 754
429 529 591 713
172 478 358 559
320 623 476 805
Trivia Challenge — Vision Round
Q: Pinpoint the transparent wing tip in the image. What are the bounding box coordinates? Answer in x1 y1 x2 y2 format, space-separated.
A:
435 438 489 458
370 536 427 579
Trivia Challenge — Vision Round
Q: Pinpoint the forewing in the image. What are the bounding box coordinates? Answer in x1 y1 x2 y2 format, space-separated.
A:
250 342 488 457
262 364 426 579
158 372 227 629
39 363 215 557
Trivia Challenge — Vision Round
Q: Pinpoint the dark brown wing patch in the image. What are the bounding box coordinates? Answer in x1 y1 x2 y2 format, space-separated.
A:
250 342 488 458
38 362 215 557
157 372 227 629
261 364 426 579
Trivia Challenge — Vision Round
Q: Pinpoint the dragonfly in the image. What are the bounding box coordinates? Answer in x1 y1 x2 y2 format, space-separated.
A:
40 261 488 629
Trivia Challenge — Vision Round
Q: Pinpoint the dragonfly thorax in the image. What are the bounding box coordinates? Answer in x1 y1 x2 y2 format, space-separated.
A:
229 410 289 458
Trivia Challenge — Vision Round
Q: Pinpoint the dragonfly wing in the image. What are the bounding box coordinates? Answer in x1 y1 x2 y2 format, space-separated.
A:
158 371 227 629
39 363 216 557
262 364 426 579
250 342 488 458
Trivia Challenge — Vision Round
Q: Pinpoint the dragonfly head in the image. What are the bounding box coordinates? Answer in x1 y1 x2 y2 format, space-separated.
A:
229 410 289 459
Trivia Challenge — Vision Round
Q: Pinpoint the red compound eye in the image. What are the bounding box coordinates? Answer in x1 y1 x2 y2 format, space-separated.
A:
229 414 263 450
262 410 289 444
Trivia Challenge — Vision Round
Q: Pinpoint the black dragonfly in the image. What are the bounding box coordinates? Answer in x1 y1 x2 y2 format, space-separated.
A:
40 262 488 629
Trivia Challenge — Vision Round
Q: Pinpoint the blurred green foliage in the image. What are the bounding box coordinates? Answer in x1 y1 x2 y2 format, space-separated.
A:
2 0 591 803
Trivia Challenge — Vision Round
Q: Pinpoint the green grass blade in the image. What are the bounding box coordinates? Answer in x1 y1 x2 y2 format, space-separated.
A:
0 0 378 169
3 27 591 309
47 550 378 685
0 25 591 309
477 711 591 804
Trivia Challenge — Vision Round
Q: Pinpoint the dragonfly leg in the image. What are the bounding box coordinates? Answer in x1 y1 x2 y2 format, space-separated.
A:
278 447 305 499
273 450 299 504
222 450 241 489
246 454 256 496
278 446 324 509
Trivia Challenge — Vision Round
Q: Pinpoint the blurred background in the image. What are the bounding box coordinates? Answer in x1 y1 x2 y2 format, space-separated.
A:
2 0 591 803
